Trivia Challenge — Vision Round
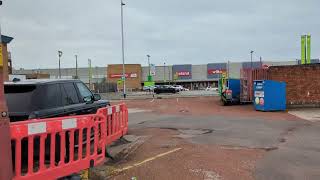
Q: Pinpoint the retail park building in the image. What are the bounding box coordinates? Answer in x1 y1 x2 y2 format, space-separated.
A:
13 60 318 90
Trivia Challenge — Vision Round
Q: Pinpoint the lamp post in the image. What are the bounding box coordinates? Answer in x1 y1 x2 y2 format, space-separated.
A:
121 0 126 98
75 55 78 79
88 59 92 89
250 50 254 69
0 1 13 179
147 55 151 76
58 50 63 78
163 62 166 83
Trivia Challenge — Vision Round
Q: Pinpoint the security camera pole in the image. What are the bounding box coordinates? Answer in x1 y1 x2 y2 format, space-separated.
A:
0 1 13 179
121 0 126 98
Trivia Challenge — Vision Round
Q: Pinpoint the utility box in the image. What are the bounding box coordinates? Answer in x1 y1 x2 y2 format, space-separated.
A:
253 80 286 111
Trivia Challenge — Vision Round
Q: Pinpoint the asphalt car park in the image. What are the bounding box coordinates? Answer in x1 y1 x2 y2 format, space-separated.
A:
101 96 320 180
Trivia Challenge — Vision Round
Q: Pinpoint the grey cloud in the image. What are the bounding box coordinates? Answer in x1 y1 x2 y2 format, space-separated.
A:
0 0 319 69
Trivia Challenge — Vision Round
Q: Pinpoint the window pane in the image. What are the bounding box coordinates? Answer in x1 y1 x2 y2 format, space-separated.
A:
76 82 92 98
62 83 80 105
37 84 60 109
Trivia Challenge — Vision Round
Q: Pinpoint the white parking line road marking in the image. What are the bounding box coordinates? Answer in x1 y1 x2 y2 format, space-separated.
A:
114 148 182 174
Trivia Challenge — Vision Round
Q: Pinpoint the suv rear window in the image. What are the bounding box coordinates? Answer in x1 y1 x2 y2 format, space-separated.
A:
5 85 37 113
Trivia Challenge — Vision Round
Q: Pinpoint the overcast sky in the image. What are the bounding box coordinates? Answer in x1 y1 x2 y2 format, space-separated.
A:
1 0 320 69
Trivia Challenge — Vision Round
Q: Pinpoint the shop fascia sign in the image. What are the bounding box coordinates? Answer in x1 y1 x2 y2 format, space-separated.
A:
110 73 138 78
177 71 191 76
207 69 226 75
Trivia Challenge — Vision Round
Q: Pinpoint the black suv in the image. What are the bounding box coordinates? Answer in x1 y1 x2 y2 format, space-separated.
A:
5 79 110 122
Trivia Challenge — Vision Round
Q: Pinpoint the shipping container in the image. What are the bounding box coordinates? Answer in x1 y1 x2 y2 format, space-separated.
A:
240 68 269 103
253 80 286 111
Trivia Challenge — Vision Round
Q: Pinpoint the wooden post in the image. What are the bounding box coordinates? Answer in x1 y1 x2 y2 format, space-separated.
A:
0 43 13 180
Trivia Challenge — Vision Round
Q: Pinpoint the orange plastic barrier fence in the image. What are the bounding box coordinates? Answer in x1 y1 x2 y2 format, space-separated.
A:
10 104 128 180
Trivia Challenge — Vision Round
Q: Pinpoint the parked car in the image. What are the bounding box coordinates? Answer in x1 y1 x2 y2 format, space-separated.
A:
5 79 110 165
5 79 109 122
205 86 218 91
172 85 184 92
143 86 155 91
154 85 178 94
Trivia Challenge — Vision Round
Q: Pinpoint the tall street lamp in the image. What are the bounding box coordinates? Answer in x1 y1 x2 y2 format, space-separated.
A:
88 59 92 89
250 50 254 69
121 0 126 98
75 55 78 79
163 62 166 83
58 50 63 78
147 55 151 76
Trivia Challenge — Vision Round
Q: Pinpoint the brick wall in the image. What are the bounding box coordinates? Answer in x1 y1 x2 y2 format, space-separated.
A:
268 64 320 107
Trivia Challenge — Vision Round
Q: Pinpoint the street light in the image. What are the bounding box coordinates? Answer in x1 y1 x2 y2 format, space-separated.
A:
147 55 151 76
250 50 254 69
75 55 78 79
58 50 63 78
88 59 92 89
121 0 126 98
164 62 166 83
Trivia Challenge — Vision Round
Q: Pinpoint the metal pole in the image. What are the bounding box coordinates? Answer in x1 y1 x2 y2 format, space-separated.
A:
163 62 166 83
59 56 61 78
121 0 126 98
75 55 78 79
250 50 254 69
58 51 62 79
0 1 13 179
147 55 151 76
88 59 92 89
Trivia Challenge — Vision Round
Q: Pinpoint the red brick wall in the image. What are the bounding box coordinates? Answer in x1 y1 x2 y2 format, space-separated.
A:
268 64 320 106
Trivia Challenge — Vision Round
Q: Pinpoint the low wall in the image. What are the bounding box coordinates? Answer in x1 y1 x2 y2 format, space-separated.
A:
268 64 320 107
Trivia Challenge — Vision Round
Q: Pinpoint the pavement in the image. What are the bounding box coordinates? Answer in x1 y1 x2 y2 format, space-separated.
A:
102 90 218 100
92 97 320 180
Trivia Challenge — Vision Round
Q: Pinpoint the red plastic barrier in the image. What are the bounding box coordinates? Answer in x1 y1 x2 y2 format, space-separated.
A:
97 104 129 145
10 103 128 180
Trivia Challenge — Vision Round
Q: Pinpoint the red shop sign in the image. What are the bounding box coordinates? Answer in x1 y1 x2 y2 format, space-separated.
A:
110 73 137 78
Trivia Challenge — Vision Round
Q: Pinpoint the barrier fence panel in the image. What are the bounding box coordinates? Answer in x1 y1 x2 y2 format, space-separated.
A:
10 103 128 180
97 104 129 145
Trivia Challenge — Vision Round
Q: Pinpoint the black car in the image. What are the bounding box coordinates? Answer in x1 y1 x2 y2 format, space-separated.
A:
5 79 109 122
6 79 110 166
154 85 178 94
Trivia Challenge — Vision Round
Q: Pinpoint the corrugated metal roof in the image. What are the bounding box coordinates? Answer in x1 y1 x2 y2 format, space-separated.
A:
1 35 14 44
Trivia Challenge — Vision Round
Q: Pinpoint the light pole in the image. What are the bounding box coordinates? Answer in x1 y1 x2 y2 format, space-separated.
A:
75 55 78 79
88 59 92 89
58 50 63 78
163 62 166 83
0 1 14 179
250 50 254 69
121 0 126 98
147 55 151 76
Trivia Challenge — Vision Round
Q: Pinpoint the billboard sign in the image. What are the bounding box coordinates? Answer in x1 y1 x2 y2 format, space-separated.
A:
172 64 192 80
207 63 227 79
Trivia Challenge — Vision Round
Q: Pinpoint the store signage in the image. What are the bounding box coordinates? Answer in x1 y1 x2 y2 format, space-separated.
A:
110 73 138 78
207 69 225 75
177 71 190 76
